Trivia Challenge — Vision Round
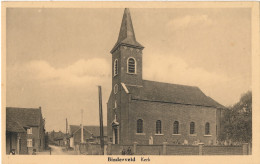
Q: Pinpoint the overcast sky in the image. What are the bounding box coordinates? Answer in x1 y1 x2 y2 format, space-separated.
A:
6 8 251 132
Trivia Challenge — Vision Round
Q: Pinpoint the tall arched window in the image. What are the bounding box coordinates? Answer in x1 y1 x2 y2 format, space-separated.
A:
173 121 179 134
127 58 136 74
137 119 143 133
205 122 210 135
190 122 195 134
156 120 162 134
114 59 118 76
114 84 118 94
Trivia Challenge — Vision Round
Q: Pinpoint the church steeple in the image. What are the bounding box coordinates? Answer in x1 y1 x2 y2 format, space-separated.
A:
108 9 144 144
111 8 144 53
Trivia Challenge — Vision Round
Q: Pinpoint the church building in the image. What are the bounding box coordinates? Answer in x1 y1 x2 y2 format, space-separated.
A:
107 8 223 146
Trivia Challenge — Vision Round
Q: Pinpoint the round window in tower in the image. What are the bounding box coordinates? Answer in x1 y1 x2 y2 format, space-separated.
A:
114 84 118 94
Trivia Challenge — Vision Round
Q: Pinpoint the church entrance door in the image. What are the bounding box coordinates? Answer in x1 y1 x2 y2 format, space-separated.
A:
113 127 119 144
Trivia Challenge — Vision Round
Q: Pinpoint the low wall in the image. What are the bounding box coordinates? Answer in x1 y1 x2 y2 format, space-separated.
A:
110 145 133 155
110 144 121 155
84 142 249 155
79 143 103 155
89 144 102 155
136 145 163 155
167 145 199 155
203 146 243 155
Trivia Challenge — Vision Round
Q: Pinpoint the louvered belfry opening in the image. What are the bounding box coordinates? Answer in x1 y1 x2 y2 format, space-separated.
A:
128 58 135 73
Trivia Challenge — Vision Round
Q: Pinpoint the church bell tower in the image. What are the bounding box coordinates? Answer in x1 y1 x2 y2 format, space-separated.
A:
108 8 144 145
110 8 144 89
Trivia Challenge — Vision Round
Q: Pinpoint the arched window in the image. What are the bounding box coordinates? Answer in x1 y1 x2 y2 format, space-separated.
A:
190 122 195 134
127 58 136 74
114 59 118 76
173 121 179 134
137 119 143 133
156 120 162 134
205 122 210 135
114 84 118 94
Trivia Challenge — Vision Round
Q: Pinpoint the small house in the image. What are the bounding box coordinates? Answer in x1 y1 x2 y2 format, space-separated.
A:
6 107 46 154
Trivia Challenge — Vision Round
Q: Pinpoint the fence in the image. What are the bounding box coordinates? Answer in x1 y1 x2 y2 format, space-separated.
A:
136 145 163 155
79 143 104 155
107 142 250 155
203 145 243 155
167 145 199 155
79 142 251 155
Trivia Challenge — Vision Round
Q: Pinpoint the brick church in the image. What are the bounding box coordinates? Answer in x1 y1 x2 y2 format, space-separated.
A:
107 8 223 146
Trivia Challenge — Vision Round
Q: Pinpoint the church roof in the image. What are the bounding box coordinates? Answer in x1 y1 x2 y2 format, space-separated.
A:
111 8 144 53
124 80 224 109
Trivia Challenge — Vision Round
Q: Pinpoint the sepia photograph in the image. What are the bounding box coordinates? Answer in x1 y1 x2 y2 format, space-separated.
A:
1 1 260 164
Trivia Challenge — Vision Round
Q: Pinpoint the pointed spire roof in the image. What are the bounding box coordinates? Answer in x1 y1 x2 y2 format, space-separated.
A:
111 8 144 53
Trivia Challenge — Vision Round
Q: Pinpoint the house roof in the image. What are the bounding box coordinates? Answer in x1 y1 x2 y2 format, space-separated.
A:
6 107 42 128
6 117 26 133
85 126 108 137
124 80 224 109
111 8 144 53
69 125 107 136
49 131 66 140
69 125 81 135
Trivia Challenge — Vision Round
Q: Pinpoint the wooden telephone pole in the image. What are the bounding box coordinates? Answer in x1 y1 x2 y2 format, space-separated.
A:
65 118 69 148
98 86 104 155
81 109 84 143
66 118 68 135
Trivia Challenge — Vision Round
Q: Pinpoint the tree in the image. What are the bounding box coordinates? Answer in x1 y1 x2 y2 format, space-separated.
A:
220 91 252 143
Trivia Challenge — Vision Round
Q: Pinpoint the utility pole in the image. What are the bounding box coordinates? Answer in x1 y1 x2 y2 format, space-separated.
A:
66 118 68 135
65 118 68 148
81 109 84 143
98 86 104 155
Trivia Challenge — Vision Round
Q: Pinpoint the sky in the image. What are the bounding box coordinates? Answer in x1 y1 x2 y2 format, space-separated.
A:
6 8 251 132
